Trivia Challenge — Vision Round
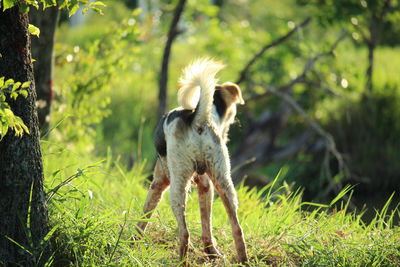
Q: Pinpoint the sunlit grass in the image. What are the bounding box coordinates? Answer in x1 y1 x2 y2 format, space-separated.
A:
42 142 400 266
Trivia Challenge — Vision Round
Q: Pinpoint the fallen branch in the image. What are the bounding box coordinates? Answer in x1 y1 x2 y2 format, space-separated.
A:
259 84 349 179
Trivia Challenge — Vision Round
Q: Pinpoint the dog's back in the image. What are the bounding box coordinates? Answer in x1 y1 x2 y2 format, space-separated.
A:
155 58 226 159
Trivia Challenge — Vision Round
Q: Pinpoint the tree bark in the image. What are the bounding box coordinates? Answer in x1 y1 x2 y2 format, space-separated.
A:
0 6 51 266
157 0 186 121
29 5 60 135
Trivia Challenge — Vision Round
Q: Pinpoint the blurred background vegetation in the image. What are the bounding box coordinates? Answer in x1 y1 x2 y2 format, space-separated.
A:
47 0 400 215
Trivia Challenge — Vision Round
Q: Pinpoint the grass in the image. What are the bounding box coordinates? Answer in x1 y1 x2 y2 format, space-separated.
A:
41 141 400 266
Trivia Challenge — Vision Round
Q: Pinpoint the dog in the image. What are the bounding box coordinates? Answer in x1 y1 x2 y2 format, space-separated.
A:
136 58 248 265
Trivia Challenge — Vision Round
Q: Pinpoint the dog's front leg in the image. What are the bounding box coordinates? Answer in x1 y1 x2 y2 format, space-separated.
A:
169 170 192 266
194 174 220 258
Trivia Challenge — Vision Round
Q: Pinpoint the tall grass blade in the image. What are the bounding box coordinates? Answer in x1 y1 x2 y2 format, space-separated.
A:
108 211 129 265
266 166 289 201
26 181 34 249
378 192 395 228
329 184 354 207
4 235 33 255
41 114 72 139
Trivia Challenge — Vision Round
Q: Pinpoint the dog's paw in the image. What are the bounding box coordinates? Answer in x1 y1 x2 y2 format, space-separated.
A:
205 245 221 259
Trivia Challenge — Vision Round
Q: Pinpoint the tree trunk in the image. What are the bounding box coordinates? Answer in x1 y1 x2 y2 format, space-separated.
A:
157 0 186 121
0 6 51 266
29 5 60 135
366 42 375 93
366 13 381 93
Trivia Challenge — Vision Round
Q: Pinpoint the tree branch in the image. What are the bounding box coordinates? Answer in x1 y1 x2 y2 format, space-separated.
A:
235 17 311 85
245 32 346 103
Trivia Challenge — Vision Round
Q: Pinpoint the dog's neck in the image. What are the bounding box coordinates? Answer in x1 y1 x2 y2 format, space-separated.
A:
212 101 236 143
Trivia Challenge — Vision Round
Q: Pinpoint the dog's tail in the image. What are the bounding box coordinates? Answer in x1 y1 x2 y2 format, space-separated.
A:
178 58 225 126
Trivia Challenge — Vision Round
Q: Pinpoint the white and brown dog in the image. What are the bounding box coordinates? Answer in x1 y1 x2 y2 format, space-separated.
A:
137 58 248 265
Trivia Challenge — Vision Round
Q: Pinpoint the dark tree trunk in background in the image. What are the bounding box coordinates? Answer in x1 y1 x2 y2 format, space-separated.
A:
157 0 186 121
366 15 378 93
29 5 60 135
366 42 374 93
0 6 51 266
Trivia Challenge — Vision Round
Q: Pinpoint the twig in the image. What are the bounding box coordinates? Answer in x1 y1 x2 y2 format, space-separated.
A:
236 17 311 85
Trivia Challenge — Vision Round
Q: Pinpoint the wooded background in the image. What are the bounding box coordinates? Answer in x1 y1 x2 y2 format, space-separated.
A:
48 0 400 200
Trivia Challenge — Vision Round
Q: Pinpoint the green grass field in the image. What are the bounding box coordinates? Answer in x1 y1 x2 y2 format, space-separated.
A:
41 142 400 266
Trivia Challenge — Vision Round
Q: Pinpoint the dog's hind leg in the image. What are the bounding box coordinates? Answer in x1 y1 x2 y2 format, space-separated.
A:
136 158 169 234
208 149 248 264
194 174 220 258
169 168 192 266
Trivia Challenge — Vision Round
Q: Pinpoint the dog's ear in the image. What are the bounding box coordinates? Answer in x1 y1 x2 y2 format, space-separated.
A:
219 82 245 105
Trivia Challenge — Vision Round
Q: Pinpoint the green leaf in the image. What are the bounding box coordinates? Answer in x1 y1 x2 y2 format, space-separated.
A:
43 0 57 9
91 7 103 15
12 82 21 92
19 4 30 14
0 77 4 88
0 99 9 107
68 0 79 16
21 81 31 89
10 92 18 100
26 0 39 8
5 79 14 88
90 1 106 7
28 24 40 37
0 123 8 140
14 116 29 136
58 0 68 9
20 90 28 98
3 0 17 11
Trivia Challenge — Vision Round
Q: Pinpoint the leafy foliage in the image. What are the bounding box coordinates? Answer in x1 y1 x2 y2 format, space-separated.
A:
2 0 105 16
297 0 400 62
0 77 30 140
50 9 142 153
0 0 106 143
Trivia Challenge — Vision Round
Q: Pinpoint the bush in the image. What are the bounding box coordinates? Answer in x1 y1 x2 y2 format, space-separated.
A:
328 84 400 193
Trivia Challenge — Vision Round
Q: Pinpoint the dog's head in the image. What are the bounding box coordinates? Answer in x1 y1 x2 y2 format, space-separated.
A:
214 82 244 141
